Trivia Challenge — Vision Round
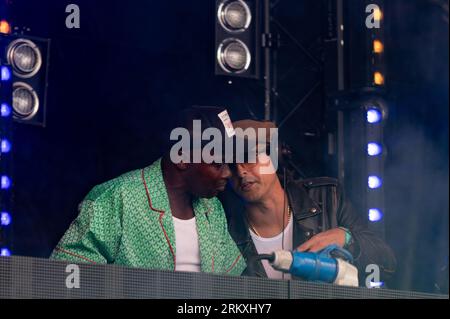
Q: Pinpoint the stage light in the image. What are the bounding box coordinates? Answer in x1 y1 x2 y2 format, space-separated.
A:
369 281 384 288
1 212 11 226
374 7 383 21
7 39 43 78
215 0 260 79
368 175 382 189
217 38 251 73
373 40 384 54
1 176 11 190
367 142 382 156
12 82 39 120
374 72 384 85
0 103 12 118
2 35 50 125
1 139 12 153
0 20 11 34
367 108 382 124
368 208 383 222
218 0 252 32
1 66 11 81
0 248 11 257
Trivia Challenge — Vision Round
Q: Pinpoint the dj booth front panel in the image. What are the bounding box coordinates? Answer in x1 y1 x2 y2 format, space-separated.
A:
0 256 446 299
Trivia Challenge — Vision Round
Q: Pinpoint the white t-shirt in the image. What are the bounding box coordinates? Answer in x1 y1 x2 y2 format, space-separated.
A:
249 216 293 280
173 216 201 272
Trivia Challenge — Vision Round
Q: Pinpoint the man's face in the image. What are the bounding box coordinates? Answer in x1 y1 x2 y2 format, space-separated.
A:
230 153 278 203
185 162 231 198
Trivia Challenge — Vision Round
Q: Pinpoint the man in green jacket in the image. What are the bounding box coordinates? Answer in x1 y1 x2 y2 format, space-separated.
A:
50 107 245 276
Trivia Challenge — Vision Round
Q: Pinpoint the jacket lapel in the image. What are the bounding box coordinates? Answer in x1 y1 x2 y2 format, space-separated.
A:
194 198 217 273
142 159 177 269
286 180 322 248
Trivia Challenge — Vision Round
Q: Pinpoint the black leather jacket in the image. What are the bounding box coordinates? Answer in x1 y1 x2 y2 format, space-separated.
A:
219 177 397 284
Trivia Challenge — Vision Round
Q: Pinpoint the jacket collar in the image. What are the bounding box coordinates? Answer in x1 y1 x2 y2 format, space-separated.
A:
286 179 322 221
142 158 171 213
143 158 211 218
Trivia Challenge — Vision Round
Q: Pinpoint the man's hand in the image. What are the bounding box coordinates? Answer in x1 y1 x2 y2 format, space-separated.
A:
296 228 346 252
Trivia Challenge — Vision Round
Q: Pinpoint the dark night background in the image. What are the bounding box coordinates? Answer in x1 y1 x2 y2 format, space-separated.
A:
1 0 448 294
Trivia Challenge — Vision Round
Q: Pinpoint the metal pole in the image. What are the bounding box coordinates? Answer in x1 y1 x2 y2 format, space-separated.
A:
264 0 271 120
336 0 346 183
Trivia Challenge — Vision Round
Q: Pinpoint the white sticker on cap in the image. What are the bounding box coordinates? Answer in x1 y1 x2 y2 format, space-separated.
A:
218 110 236 138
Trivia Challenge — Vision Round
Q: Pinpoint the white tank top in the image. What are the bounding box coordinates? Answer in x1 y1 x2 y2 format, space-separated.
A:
173 216 201 272
249 216 294 280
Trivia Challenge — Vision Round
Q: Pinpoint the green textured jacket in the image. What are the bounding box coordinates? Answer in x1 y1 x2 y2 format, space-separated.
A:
50 158 246 276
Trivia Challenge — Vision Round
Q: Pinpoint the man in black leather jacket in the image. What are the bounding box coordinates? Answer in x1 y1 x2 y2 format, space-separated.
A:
220 120 396 285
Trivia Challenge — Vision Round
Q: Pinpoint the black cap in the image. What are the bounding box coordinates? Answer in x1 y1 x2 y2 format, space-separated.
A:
163 106 236 161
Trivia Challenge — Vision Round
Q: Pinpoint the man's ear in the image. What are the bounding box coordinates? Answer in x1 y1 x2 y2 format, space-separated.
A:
174 150 189 170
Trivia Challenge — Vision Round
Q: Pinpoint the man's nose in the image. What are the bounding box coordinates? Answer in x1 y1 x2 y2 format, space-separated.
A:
236 163 248 177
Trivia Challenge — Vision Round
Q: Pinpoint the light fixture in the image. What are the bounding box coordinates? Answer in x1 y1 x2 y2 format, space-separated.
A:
1 66 11 81
368 175 382 189
1 212 11 226
367 142 382 156
374 72 385 85
218 0 252 33
369 281 384 288
217 38 251 73
1 139 12 153
12 82 40 120
367 108 382 124
1 176 11 190
368 208 383 222
373 7 383 21
0 103 11 118
373 40 384 54
0 20 11 34
215 0 260 79
1 35 50 125
7 38 43 79
0 248 11 257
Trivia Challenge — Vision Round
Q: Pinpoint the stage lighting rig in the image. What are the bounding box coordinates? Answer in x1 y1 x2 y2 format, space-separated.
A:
215 0 261 78
0 34 50 126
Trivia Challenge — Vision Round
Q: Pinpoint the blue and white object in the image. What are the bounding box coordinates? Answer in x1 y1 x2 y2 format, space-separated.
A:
0 248 11 257
367 143 382 156
1 103 12 117
369 281 384 288
368 175 382 189
1 212 11 226
269 245 359 286
1 139 11 153
368 208 383 222
1 66 11 81
367 109 382 124
1 175 11 189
